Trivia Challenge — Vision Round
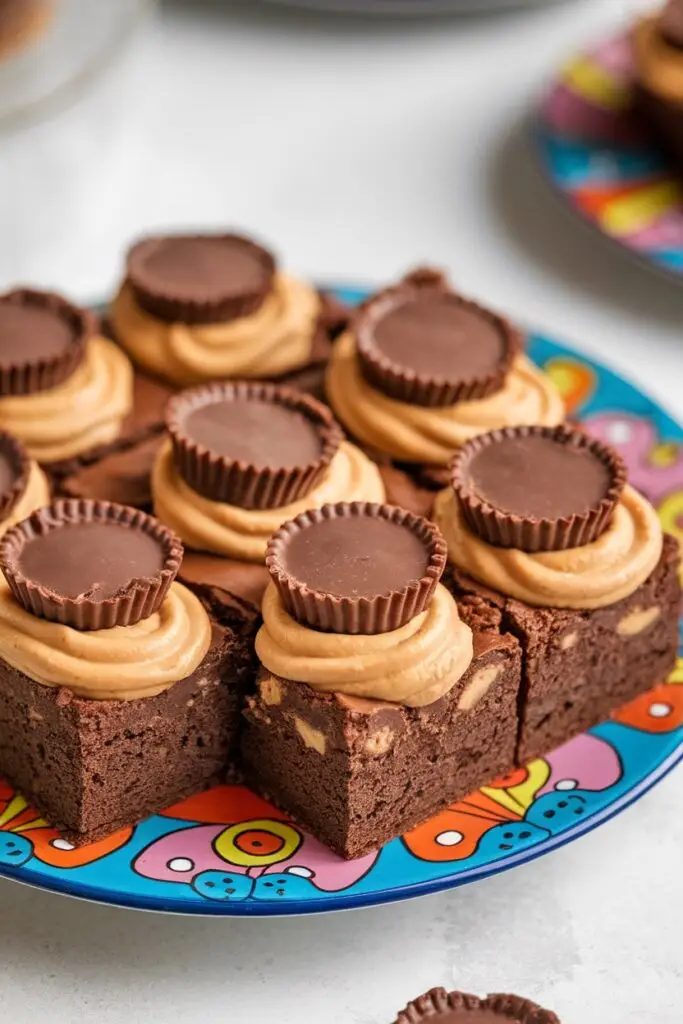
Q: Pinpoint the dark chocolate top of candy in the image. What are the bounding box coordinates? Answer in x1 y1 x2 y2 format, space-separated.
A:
0 289 89 395
355 271 521 408
468 433 612 521
167 382 342 509
280 513 430 599
0 500 183 630
393 988 561 1024
451 425 627 553
184 394 322 470
126 233 276 324
0 431 30 521
266 502 447 634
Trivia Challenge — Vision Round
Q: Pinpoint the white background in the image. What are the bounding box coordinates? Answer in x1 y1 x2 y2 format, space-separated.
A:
0 1 681 1021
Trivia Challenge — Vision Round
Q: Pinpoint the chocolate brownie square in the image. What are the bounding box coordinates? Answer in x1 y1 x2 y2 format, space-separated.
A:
445 534 681 765
242 627 521 860
0 590 257 843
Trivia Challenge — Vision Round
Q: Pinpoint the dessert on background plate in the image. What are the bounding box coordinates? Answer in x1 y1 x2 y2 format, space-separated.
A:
152 381 385 612
0 499 256 843
434 424 680 763
243 502 521 858
0 0 52 58
391 988 560 1024
0 288 133 474
325 269 564 493
633 0 683 170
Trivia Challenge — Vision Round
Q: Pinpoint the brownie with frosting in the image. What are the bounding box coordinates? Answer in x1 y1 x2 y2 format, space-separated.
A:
0 500 256 843
0 289 134 478
242 502 521 859
151 381 385 615
434 425 681 763
633 1 683 170
325 269 565 496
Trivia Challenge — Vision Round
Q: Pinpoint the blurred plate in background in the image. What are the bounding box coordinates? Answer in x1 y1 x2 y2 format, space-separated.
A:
0 0 152 130
264 0 569 13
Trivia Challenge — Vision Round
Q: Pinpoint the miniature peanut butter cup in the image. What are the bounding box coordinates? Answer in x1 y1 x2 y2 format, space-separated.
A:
0 288 91 395
167 381 343 509
266 502 447 634
393 988 560 1024
0 500 183 630
355 270 521 408
451 425 627 553
126 233 276 324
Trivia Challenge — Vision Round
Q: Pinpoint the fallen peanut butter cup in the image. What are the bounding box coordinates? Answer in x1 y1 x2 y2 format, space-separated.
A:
393 988 560 1024
355 270 521 408
0 288 91 395
0 499 183 630
0 430 30 521
167 381 343 509
450 425 627 553
126 233 276 324
266 501 447 634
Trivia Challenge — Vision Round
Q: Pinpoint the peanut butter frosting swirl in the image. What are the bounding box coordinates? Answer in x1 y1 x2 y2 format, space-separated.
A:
0 336 133 463
0 579 211 700
112 272 321 387
0 460 50 537
256 581 473 708
433 484 663 609
152 438 385 562
634 15 683 105
326 332 565 464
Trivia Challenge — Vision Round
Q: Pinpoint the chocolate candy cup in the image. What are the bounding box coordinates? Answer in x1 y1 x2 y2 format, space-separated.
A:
0 500 183 630
266 501 447 634
126 233 276 325
0 431 30 521
167 381 343 510
451 424 627 553
355 269 521 408
0 288 91 396
393 988 560 1023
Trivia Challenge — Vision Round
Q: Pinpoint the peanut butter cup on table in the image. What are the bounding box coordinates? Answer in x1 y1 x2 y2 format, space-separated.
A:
434 424 681 764
0 499 256 843
325 269 565 494
242 502 522 859
152 382 385 614
392 988 560 1024
633 1 683 170
0 288 134 476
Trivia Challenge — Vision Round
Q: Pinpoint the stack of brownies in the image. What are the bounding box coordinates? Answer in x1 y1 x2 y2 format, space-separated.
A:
0 231 678 858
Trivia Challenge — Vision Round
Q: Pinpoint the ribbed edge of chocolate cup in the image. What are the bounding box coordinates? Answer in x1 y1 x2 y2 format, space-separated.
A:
167 381 343 509
451 424 627 553
266 502 447 634
394 988 559 1023
0 500 183 630
355 269 522 408
0 289 91 396
0 431 30 521
126 233 276 324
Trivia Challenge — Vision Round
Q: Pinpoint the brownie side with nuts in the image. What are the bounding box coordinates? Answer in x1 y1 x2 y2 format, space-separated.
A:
444 533 681 765
242 627 521 860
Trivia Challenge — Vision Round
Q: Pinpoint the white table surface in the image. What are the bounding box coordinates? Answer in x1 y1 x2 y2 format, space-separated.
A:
0 2 681 1022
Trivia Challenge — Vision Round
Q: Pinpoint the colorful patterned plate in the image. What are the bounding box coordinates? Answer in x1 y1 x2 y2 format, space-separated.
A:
0 285 681 916
535 30 683 278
